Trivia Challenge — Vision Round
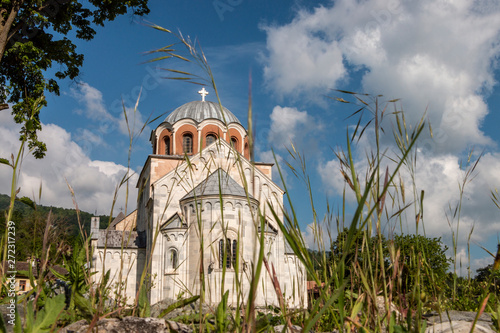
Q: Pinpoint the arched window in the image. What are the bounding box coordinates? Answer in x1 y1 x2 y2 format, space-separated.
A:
170 249 178 270
232 239 237 266
183 133 193 154
206 134 217 147
230 137 238 149
164 136 170 155
219 239 224 269
219 238 238 269
166 248 178 273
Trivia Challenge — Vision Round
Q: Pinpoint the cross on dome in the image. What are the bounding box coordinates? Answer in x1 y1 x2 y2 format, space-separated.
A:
198 87 209 101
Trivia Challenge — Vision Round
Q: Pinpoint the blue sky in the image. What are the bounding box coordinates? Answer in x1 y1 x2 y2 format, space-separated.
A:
2 0 500 274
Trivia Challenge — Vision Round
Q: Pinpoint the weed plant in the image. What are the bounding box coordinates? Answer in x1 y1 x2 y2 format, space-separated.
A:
1 25 500 333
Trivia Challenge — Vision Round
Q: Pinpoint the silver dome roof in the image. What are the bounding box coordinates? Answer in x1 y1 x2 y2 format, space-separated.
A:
165 101 241 125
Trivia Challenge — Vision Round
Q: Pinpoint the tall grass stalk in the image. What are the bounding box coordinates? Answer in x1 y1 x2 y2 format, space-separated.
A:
5 23 500 333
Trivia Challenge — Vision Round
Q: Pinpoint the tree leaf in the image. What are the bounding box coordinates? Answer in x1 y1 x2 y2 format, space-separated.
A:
16 196 36 210
32 294 66 332
0 157 10 166
158 295 200 318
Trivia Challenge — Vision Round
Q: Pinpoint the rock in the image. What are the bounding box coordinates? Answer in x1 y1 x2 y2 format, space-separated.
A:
425 320 495 333
273 324 303 332
166 320 194 333
58 319 88 333
60 317 169 333
375 296 400 318
151 298 211 319
425 311 492 325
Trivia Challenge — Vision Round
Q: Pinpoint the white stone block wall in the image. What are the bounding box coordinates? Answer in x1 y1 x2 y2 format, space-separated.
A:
92 248 146 305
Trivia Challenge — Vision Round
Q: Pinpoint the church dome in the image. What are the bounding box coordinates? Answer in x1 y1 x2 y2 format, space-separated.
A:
165 101 241 125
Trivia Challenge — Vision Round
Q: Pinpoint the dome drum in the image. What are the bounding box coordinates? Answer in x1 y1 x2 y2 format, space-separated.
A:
152 97 247 156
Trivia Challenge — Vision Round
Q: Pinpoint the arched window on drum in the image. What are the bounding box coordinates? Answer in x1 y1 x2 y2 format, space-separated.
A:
230 137 238 150
164 136 170 155
183 133 193 154
206 134 217 147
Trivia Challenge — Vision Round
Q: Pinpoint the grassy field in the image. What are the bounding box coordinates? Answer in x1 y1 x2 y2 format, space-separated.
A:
2 26 500 333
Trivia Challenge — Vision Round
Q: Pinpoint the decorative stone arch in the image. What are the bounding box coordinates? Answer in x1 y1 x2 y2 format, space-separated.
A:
157 128 173 155
160 184 169 196
200 123 224 148
224 201 234 211
205 201 213 226
165 246 179 273
244 137 250 159
227 126 245 153
217 227 240 270
254 176 261 200
262 184 270 201
175 124 198 155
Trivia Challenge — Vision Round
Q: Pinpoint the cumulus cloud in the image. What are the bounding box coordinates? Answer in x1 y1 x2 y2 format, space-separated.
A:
256 105 322 184
268 106 312 148
0 110 137 215
71 83 113 121
70 82 150 140
262 0 500 153
318 147 500 252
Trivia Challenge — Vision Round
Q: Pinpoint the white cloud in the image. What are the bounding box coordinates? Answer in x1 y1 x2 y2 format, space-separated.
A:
0 109 137 216
70 82 150 139
118 106 149 139
269 106 312 148
71 83 112 121
318 147 500 252
262 11 347 98
302 221 336 251
263 0 500 268
262 0 500 152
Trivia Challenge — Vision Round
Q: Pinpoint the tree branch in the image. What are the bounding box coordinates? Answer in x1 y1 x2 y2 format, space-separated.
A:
0 0 25 63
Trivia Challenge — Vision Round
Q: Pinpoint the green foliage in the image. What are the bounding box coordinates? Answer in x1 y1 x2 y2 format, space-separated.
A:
215 290 231 332
53 239 97 323
0 193 110 261
137 281 151 318
393 234 451 297
158 295 200 318
16 294 66 333
0 0 150 158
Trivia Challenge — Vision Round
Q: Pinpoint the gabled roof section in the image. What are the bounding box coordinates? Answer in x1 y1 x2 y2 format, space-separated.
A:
258 220 278 234
160 213 187 230
108 211 125 230
181 168 254 201
284 239 295 254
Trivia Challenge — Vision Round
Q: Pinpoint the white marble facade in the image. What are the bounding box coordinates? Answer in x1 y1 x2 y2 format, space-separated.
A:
91 95 307 308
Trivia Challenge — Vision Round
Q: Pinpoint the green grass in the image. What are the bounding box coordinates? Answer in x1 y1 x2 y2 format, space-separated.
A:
2 25 500 333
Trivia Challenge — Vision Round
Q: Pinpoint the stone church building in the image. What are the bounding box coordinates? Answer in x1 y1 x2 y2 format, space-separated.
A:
91 88 306 308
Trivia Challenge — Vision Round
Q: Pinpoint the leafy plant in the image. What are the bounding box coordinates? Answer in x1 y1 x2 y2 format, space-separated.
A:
0 0 150 158
15 294 65 333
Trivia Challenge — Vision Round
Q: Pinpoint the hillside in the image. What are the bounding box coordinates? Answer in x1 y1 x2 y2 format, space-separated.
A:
0 193 112 262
